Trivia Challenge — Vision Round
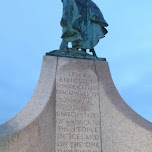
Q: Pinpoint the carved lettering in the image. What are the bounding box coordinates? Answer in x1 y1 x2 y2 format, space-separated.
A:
56 89 98 97
56 69 101 152
56 112 99 119
57 133 100 140
59 77 96 85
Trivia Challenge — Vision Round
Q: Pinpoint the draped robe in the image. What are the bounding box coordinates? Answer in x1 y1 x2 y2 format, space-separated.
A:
61 0 108 49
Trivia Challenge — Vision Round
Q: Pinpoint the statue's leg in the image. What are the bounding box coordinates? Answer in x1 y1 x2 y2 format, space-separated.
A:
60 40 68 51
90 49 97 57
72 41 79 51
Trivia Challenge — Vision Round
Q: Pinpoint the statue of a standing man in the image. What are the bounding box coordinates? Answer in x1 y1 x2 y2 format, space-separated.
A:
60 0 108 56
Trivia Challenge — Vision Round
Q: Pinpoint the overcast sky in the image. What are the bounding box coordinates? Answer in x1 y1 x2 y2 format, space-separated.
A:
0 0 152 125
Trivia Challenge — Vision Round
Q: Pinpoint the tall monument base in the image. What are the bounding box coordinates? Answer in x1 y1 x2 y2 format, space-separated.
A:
0 56 152 152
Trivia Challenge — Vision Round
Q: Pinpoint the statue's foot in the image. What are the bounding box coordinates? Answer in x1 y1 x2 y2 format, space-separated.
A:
60 47 68 51
82 49 86 52
72 47 78 52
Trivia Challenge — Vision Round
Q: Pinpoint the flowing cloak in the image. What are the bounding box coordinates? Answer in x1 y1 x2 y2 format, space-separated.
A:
61 0 108 49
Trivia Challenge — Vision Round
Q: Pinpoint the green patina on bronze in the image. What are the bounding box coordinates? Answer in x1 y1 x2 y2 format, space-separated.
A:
59 0 108 56
47 0 108 58
46 49 106 61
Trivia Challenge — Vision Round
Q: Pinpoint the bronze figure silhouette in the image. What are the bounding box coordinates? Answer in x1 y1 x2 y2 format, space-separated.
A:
60 0 108 56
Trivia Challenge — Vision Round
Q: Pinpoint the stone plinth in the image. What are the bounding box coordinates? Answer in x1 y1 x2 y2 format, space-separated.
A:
56 58 101 152
0 56 152 152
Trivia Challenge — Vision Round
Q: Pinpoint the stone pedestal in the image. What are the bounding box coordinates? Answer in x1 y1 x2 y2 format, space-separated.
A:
56 58 101 152
0 56 152 152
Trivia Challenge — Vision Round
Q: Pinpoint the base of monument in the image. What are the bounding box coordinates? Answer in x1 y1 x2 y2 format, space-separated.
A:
46 49 106 61
1 56 152 152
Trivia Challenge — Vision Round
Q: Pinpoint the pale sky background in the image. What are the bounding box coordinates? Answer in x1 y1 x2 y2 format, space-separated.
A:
0 0 152 125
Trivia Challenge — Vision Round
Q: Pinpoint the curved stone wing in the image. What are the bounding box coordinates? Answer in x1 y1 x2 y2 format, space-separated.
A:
0 56 152 151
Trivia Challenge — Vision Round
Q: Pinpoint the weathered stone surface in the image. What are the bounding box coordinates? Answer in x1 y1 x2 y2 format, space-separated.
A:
0 56 57 152
56 57 101 152
95 61 152 152
0 56 152 152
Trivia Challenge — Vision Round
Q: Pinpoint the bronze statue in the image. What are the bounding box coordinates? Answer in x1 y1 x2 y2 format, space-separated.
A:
60 0 108 56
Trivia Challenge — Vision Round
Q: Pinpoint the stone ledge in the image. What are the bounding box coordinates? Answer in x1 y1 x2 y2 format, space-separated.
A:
46 49 106 61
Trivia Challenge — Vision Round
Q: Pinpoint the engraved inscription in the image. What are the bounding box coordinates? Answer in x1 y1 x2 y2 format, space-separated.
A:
56 67 101 152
